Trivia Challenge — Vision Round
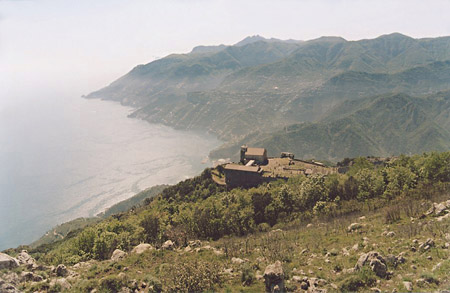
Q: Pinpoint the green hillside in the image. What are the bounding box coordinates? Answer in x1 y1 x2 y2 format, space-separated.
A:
211 92 450 161
86 33 450 158
2 152 449 292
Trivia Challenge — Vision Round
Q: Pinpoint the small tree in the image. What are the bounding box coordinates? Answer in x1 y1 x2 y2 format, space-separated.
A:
354 169 384 200
140 213 160 244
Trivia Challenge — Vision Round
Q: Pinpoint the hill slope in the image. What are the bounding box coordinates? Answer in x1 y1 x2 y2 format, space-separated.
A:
2 152 449 292
86 33 450 157
211 91 450 161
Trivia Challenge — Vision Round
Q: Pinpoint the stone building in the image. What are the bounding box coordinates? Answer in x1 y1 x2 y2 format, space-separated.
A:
223 164 264 188
240 145 268 165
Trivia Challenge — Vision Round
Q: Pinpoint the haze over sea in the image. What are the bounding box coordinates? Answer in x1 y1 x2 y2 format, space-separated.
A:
0 93 219 250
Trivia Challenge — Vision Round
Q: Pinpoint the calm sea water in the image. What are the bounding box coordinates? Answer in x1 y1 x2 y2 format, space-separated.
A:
0 94 220 250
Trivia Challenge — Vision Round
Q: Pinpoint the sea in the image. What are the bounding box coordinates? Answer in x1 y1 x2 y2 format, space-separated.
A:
0 93 220 250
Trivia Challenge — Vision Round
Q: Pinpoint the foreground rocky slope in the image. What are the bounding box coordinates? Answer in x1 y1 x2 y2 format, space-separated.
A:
1 197 449 292
1 152 449 292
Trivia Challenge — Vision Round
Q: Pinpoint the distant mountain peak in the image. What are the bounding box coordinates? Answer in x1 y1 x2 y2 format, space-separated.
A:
309 36 347 43
191 44 227 54
377 32 413 40
234 35 267 46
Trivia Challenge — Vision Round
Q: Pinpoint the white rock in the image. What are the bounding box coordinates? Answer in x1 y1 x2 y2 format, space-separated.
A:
16 250 37 269
403 281 413 291
56 278 72 290
386 231 396 237
110 249 127 261
131 243 153 254
231 257 245 264
0 253 19 270
347 223 362 232
161 240 174 250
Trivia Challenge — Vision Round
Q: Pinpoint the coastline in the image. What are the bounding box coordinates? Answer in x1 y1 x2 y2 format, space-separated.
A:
0 96 220 250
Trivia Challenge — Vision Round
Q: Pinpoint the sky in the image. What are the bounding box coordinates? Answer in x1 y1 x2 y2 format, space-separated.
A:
1 0 450 100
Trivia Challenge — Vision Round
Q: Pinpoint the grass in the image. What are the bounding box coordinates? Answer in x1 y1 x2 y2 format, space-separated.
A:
45 190 448 292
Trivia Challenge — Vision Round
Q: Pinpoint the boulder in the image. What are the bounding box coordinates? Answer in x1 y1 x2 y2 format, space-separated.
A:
118 287 132 293
291 275 303 283
347 223 362 232
188 240 202 247
342 247 350 256
436 213 450 222
2 273 19 286
434 200 450 216
20 271 44 282
16 250 37 269
0 279 20 293
111 249 127 261
0 253 19 270
419 238 435 252
263 261 285 293
425 200 450 217
385 254 402 267
355 251 388 278
131 243 153 255
386 231 396 237
161 240 174 250
50 278 72 291
56 264 68 277
231 257 245 265
300 281 309 290
73 261 93 270
403 281 413 292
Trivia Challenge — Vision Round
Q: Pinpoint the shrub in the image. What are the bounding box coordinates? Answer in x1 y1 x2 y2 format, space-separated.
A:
99 275 127 292
140 213 160 244
354 168 384 200
384 166 417 198
385 206 401 224
339 268 376 292
143 274 163 293
168 260 222 292
93 231 118 260
257 222 271 232
420 272 440 285
241 264 255 286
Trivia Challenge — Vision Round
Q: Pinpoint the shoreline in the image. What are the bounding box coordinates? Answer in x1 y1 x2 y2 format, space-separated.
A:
1 96 220 250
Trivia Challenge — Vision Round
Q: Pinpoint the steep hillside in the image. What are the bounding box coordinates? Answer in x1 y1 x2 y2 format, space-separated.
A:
86 39 302 108
211 92 450 161
1 152 449 292
86 34 450 155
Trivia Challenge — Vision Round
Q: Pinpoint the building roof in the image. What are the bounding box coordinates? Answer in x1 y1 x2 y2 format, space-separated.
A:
224 164 260 173
245 147 266 157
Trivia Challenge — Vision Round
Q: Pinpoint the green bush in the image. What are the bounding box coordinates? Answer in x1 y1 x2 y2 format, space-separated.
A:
168 260 222 292
339 268 376 292
99 275 127 293
241 264 255 286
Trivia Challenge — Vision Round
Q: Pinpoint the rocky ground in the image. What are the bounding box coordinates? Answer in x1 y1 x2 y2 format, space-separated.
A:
1 198 449 292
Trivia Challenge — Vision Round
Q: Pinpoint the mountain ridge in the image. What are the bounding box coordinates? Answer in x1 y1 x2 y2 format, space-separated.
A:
85 33 450 161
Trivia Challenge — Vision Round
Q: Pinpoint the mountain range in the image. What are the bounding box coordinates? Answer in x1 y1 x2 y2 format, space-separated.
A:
86 33 450 161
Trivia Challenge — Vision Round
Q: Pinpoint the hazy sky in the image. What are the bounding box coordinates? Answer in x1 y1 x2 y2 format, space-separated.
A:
1 0 450 99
